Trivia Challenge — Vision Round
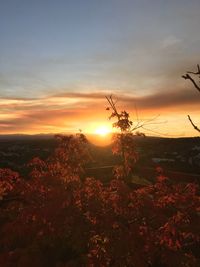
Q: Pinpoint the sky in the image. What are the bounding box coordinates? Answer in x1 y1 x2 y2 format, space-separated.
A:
0 0 200 138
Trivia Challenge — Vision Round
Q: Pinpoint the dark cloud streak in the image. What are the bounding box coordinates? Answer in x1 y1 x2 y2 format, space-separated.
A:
0 88 199 134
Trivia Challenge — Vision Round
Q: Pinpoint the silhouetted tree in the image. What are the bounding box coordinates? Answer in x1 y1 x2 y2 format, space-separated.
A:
106 95 140 180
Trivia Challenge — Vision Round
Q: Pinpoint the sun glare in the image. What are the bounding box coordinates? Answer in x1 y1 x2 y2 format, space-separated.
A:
86 124 113 146
95 126 111 136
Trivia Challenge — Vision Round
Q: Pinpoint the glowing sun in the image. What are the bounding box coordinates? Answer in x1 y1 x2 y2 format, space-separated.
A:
95 126 111 136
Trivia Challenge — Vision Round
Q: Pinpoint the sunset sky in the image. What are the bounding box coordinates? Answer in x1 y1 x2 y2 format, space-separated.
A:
0 0 200 137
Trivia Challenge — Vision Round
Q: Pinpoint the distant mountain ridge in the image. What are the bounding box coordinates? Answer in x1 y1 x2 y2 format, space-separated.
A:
0 134 55 140
0 133 199 141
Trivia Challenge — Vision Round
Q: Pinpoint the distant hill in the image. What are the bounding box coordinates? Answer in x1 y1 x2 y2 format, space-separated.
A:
0 134 55 140
0 134 199 177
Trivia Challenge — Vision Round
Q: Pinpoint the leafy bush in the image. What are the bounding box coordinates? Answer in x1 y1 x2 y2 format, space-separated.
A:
0 133 199 267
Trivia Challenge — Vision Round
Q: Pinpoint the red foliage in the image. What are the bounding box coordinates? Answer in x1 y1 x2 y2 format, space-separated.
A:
0 134 199 267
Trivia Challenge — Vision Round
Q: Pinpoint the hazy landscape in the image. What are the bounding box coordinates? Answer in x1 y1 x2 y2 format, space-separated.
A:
0 134 200 180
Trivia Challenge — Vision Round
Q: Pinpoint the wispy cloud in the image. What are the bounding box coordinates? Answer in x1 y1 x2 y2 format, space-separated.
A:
162 36 182 49
0 88 199 135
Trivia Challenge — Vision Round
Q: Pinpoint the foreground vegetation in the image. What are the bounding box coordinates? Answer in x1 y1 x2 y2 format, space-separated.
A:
0 133 199 267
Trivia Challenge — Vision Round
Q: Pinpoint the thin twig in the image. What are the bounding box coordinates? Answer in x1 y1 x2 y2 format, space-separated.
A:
182 74 200 93
187 64 200 75
182 64 200 93
187 115 200 132
141 126 182 137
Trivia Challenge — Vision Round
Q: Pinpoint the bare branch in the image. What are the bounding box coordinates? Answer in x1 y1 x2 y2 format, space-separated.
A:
187 64 200 75
106 95 120 120
182 64 200 134
187 115 200 133
182 73 200 93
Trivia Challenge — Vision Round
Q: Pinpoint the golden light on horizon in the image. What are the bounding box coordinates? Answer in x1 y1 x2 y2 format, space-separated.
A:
94 125 111 136
85 124 113 146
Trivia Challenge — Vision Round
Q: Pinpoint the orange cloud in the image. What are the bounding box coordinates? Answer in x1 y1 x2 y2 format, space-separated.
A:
0 89 199 137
